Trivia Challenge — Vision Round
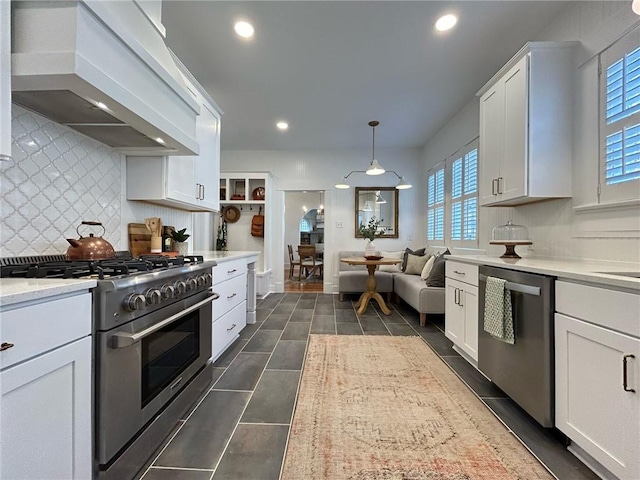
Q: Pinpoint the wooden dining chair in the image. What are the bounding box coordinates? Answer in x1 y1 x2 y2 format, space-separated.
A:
298 245 323 281
288 245 302 278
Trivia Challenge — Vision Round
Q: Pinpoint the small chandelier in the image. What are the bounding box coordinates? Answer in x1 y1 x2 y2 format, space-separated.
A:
335 120 412 190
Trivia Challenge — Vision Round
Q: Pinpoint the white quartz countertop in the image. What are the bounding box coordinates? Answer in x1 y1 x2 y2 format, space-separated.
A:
0 278 97 307
447 255 640 291
195 251 260 262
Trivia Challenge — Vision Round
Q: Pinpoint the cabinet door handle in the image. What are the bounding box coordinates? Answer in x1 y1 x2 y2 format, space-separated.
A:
458 289 463 307
227 323 237 332
201 184 205 200
497 177 503 195
453 270 465 276
227 292 237 299
195 183 200 199
454 288 459 305
1 342 14 352
227 269 237 274
623 354 636 393
491 178 498 196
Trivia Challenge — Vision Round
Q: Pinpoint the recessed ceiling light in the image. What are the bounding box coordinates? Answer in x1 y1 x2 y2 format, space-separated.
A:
155 137 166 145
95 101 108 110
234 21 254 38
276 122 289 130
435 14 457 32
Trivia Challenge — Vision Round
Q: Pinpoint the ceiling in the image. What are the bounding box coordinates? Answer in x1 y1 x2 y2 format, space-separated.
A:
162 1 570 151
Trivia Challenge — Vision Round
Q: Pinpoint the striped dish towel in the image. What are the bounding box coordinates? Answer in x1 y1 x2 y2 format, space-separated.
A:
483 276 514 344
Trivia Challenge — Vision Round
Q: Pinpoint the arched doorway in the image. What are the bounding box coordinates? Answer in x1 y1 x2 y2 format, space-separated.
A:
284 191 325 292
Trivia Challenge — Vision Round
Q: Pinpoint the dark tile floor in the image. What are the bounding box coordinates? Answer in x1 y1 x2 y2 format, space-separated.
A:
138 293 598 480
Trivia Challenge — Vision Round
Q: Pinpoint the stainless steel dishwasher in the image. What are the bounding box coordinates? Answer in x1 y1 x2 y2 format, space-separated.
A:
478 265 555 427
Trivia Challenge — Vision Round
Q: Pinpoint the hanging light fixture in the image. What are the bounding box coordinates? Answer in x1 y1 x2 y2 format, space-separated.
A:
634 0 640 15
365 121 385 175
363 200 373 212
334 121 412 189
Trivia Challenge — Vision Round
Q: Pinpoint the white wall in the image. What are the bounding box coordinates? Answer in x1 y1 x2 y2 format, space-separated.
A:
421 1 640 263
221 148 423 292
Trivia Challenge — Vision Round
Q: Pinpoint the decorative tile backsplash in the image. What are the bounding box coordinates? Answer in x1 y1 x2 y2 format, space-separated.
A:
2 106 195 257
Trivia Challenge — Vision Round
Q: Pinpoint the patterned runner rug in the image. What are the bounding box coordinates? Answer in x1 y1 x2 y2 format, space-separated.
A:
282 335 552 480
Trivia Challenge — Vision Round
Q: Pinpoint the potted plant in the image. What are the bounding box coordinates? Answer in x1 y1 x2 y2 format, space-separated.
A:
171 228 190 256
358 217 384 256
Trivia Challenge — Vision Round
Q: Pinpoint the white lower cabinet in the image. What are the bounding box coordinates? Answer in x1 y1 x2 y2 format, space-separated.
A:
212 261 248 361
213 301 247 361
445 262 479 362
1 292 92 480
555 282 640 480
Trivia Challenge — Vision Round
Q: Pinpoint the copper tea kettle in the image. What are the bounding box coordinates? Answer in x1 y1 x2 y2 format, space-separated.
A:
66 221 116 260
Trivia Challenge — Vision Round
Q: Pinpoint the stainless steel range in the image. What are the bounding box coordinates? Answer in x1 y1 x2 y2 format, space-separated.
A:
1 254 218 480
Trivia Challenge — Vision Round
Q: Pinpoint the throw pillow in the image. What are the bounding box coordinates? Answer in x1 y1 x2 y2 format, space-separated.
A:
420 255 436 280
378 250 404 272
401 247 426 272
425 250 451 287
405 253 431 275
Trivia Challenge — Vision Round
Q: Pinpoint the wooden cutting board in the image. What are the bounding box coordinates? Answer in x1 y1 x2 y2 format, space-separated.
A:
128 223 151 257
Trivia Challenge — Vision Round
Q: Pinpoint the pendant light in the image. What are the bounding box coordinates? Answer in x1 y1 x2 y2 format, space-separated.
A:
365 121 385 175
334 120 412 189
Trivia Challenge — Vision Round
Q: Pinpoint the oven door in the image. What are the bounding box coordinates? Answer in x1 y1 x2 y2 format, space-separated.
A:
96 290 215 465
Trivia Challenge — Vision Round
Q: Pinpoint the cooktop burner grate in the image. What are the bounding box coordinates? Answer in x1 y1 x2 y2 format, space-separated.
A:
0 253 206 280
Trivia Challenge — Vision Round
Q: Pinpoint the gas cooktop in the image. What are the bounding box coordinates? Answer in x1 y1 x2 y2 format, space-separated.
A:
0 253 207 280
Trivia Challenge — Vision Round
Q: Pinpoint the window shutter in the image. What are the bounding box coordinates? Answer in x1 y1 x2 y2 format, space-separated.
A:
600 26 640 201
449 146 478 243
427 166 445 241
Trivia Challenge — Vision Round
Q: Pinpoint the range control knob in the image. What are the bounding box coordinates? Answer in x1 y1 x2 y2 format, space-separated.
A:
174 281 187 295
160 284 176 300
196 274 206 287
145 289 162 305
204 273 212 284
187 277 198 290
124 294 146 312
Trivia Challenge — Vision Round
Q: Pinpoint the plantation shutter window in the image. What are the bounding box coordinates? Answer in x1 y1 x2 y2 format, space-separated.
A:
451 147 478 242
427 167 445 241
600 26 640 202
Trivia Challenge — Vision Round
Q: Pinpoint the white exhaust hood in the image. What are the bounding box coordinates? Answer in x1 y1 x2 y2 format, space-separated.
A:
11 0 200 155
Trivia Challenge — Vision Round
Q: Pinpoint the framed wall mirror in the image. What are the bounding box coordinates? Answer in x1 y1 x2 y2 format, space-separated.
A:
355 187 399 238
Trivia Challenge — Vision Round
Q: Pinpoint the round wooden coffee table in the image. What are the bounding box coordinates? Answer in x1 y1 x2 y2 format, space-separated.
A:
340 257 402 315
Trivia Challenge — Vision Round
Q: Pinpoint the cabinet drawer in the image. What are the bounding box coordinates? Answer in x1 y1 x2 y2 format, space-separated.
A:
556 281 640 338
445 261 479 286
212 301 247 361
1 293 91 370
214 274 247 320
213 259 246 284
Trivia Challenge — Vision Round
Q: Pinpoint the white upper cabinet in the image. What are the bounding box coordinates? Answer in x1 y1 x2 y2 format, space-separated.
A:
127 62 222 212
477 42 576 206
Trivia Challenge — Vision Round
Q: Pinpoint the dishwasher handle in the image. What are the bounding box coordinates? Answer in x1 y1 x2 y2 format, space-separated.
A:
479 274 541 296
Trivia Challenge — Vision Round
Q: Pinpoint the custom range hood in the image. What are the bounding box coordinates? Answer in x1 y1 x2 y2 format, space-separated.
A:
11 0 200 155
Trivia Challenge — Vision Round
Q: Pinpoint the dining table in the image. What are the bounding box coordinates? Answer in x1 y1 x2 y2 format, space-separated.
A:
339 256 402 315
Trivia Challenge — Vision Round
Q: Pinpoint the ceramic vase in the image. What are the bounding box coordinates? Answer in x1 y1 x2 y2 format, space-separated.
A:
176 242 189 256
364 240 376 257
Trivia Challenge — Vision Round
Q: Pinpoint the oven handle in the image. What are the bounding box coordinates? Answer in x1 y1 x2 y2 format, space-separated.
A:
111 293 220 349
479 274 541 296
